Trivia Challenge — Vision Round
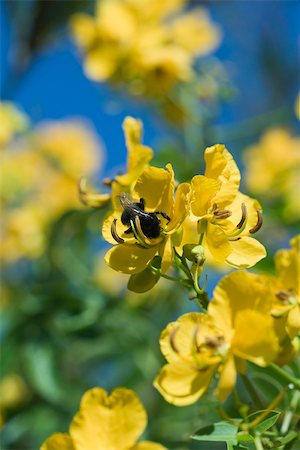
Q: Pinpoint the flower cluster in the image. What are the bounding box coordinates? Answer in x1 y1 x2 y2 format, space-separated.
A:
70 0 221 97
244 128 300 221
154 236 299 405
86 117 266 294
41 387 166 450
1 110 102 262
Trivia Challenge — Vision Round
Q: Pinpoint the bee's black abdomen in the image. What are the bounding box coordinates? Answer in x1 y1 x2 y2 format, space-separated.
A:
139 213 161 238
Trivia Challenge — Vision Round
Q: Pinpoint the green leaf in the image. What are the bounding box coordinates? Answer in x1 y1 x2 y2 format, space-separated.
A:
247 410 280 433
191 421 239 444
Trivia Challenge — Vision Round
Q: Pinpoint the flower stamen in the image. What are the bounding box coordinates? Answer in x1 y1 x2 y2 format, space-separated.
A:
236 202 247 229
249 210 263 234
111 219 125 244
213 209 232 220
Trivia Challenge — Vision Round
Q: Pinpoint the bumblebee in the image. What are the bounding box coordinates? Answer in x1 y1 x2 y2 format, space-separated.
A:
113 192 170 241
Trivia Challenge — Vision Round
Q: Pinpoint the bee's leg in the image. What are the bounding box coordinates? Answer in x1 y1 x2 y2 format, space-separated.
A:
138 198 145 210
155 211 171 224
124 225 133 234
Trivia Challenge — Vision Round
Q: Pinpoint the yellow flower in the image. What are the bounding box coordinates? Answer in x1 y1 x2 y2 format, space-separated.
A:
79 117 153 208
183 144 266 268
40 387 166 450
70 0 220 97
154 271 279 405
244 128 300 220
103 163 190 285
0 102 28 149
269 235 300 340
1 118 102 263
0 374 30 427
169 8 221 57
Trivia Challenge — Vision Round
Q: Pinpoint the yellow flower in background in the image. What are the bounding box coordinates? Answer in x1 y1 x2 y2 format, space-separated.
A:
70 0 220 97
182 144 266 268
1 117 102 263
0 374 30 428
41 387 166 450
0 102 29 149
154 271 279 405
243 128 300 221
269 235 300 340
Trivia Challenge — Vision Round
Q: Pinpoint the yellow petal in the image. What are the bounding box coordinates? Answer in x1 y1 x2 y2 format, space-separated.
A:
209 270 272 337
170 8 221 56
102 212 136 245
190 175 221 218
40 433 74 450
204 144 240 208
167 182 190 232
116 117 153 187
70 14 98 49
226 236 266 268
84 49 116 81
215 355 236 402
132 442 167 450
222 192 262 235
70 387 147 450
275 235 300 293
134 165 174 217
232 310 279 366
159 237 173 273
286 305 300 339
104 244 158 274
205 224 231 263
159 313 211 363
154 362 214 406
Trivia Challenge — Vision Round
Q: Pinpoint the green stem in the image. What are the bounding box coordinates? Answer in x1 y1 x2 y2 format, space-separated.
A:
241 374 264 410
269 364 300 390
281 389 300 435
150 266 187 285
254 435 265 450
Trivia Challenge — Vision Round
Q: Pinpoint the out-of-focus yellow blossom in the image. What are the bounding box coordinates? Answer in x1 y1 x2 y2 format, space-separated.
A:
295 92 300 119
40 387 166 450
70 0 221 97
154 271 279 405
0 374 30 427
1 119 102 263
182 144 266 268
0 102 29 149
267 236 300 340
79 117 153 208
244 128 300 220
103 163 190 283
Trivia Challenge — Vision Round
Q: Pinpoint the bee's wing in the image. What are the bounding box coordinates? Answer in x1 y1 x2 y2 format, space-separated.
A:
119 192 133 209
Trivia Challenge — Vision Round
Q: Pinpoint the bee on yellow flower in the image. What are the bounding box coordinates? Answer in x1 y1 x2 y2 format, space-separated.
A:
41 387 166 450
154 271 279 405
103 162 190 291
